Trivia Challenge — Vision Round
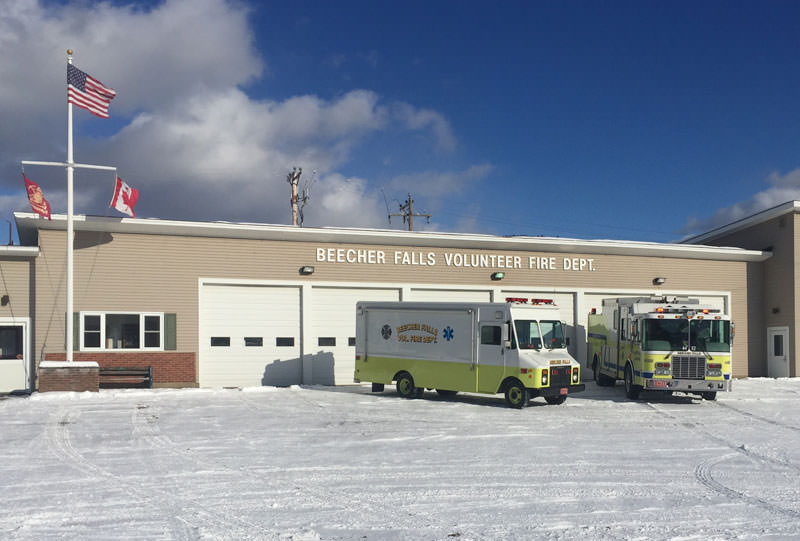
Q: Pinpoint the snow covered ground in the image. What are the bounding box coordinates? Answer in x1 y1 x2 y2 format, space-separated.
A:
1 379 800 540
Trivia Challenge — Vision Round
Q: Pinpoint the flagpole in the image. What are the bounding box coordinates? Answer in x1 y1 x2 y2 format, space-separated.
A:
66 49 74 362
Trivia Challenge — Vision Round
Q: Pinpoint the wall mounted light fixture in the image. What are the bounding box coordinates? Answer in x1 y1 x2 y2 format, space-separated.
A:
491 272 505 281
299 266 315 275
652 277 666 285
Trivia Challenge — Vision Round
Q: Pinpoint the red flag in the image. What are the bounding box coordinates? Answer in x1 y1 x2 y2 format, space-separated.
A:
23 173 52 220
67 64 116 119
110 177 139 217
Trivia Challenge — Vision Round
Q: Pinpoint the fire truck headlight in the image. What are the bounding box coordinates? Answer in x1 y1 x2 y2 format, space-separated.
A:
707 363 722 377
655 362 671 376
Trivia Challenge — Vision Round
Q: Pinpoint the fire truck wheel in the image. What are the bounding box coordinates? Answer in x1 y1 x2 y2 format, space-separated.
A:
700 391 717 401
545 395 567 405
594 356 615 387
396 372 420 398
435 389 458 397
624 365 641 400
504 380 529 409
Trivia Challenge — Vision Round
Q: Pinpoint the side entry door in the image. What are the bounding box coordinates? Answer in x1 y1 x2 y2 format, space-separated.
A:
0 322 28 393
767 326 790 378
477 320 504 393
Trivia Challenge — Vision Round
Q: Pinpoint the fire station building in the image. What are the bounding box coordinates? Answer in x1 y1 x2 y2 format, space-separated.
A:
1 201 797 393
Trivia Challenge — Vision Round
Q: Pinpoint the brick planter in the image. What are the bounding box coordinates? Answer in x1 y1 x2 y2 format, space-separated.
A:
38 361 99 392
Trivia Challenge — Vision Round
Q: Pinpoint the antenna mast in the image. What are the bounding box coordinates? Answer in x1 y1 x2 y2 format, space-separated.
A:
388 193 431 231
287 167 302 226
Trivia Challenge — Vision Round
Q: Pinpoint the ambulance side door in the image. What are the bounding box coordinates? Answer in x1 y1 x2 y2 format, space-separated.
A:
476 312 505 393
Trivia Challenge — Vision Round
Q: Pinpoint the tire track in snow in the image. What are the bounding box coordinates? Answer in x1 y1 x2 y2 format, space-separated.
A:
45 408 269 539
645 402 800 472
646 402 800 521
713 401 800 433
151 391 448 532
694 454 800 520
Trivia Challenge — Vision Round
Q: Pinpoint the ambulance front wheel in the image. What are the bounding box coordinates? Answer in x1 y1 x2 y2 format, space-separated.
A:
396 372 423 399
624 364 641 400
700 391 717 401
504 380 529 408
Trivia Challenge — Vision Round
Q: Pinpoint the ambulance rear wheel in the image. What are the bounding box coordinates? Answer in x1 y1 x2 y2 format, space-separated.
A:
545 395 567 405
624 365 641 400
504 380 528 409
396 373 421 399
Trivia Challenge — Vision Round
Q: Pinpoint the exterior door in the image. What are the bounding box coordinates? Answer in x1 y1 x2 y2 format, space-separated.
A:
0 321 28 393
477 322 504 393
767 326 790 378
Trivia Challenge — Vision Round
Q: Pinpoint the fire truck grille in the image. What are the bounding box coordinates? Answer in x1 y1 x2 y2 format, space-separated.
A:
549 366 572 387
671 355 706 380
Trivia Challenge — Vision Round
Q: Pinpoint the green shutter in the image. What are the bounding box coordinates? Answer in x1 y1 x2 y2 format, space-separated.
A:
73 312 79 351
165 313 177 350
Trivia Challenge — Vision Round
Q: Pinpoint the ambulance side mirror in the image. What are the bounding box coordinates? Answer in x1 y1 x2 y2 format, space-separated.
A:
503 322 512 348
566 337 571 347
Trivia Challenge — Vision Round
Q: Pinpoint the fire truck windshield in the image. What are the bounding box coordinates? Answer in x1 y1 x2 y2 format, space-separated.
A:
690 319 731 352
643 319 689 351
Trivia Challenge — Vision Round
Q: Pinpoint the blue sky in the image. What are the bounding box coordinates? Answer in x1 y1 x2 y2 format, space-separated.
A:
2 0 800 243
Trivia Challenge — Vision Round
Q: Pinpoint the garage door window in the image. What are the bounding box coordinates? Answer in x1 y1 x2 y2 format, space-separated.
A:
81 312 164 350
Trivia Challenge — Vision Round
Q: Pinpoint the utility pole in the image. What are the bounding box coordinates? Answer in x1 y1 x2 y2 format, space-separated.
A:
389 193 431 231
287 167 302 226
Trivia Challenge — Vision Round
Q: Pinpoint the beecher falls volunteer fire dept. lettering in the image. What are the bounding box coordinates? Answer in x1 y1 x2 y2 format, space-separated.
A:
316 247 595 271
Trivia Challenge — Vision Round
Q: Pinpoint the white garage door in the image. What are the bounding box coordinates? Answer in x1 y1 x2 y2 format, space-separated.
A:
310 287 400 385
200 284 301 388
406 289 492 302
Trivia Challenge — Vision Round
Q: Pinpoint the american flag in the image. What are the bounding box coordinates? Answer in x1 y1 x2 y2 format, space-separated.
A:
67 64 116 119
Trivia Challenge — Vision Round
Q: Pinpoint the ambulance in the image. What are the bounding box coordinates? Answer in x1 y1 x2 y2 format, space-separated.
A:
587 296 733 400
354 298 585 408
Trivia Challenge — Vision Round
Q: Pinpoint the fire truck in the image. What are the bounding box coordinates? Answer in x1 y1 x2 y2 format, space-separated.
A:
587 296 733 400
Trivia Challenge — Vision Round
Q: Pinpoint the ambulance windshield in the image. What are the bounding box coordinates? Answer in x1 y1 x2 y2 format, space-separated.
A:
540 320 566 349
513 320 542 349
514 320 565 350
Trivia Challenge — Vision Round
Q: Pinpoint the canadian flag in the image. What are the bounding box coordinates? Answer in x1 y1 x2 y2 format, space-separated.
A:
110 177 139 217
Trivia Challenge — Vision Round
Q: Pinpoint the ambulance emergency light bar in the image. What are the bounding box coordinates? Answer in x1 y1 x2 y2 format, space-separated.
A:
505 297 554 305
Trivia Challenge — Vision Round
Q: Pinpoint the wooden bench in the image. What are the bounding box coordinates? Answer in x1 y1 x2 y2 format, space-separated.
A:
99 367 153 389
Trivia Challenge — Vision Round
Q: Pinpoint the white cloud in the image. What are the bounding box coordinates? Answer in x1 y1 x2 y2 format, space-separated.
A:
393 103 457 152
681 167 800 237
1 0 482 232
387 164 493 199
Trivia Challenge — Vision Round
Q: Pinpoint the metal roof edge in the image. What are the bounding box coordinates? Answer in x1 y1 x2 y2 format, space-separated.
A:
13 212 770 263
680 200 800 245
